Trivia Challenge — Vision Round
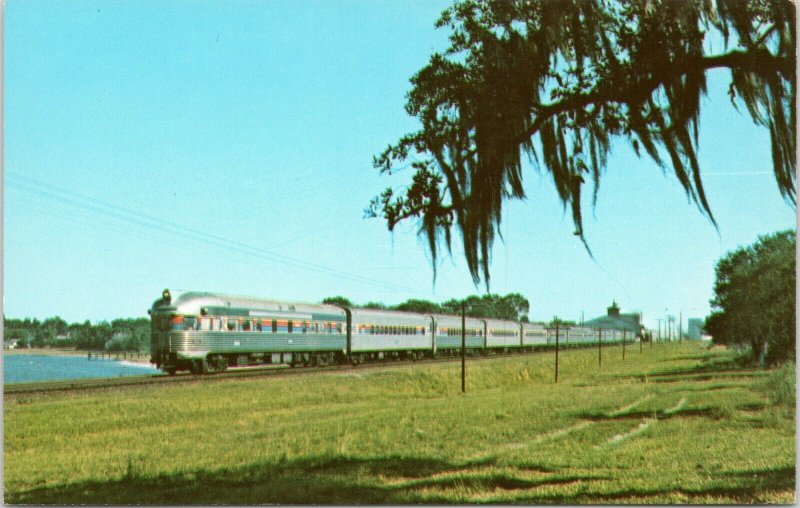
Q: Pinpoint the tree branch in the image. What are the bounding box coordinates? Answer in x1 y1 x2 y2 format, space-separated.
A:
518 49 789 146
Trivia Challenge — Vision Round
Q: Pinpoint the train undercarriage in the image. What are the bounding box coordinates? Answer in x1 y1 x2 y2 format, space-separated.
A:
152 346 551 375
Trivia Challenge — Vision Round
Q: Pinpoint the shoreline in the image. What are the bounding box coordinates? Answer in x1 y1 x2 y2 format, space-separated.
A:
4 348 152 366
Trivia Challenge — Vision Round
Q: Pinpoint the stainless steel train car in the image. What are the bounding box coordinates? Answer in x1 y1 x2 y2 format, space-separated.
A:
350 308 432 363
431 313 486 353
149 289 347 374
522 322 548 347
485 318 521 350
150 289 637 374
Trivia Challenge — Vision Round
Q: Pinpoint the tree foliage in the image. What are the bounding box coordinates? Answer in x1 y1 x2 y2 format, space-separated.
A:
323 293 530 321
321 296 354 308
442 292 530 320
704 229 795 365
394 299 445 314
3 316 150 351
368 0 795 287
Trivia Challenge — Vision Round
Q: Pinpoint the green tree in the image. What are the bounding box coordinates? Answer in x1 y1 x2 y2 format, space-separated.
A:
441 293 529 320
706 230 795 364
393 299 444 314
361 301 388 310
547 317 577 327
368 0 795 286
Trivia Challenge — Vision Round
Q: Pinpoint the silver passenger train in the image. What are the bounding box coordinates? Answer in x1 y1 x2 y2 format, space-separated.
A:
149 289 634 374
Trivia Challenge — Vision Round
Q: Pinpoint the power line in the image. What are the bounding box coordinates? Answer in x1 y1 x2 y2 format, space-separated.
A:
6 172 430 295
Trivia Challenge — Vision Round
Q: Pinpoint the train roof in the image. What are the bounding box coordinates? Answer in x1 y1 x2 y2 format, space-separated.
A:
483 317 521 328
150 289 345 319
429 313 485 327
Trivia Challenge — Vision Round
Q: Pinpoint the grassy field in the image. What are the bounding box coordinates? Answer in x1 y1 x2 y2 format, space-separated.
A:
4 341 795 504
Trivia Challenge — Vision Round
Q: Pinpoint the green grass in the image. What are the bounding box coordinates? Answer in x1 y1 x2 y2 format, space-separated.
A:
4 342 795 504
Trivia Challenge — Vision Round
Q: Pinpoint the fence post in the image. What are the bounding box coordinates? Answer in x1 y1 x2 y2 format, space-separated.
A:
461 303 466 394
554 323 560 383
622 330 626 360
598 328 602 367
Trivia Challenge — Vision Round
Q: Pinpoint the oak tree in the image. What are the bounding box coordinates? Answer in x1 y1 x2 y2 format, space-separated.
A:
368 0 795 287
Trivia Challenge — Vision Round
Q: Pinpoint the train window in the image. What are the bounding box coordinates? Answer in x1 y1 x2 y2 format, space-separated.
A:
314 322 319 333
288 321 293 333
302 321 308 334
272 319 277 333
169 316 184 331
242 320 251 332
227 320 237 332
336 323 342 334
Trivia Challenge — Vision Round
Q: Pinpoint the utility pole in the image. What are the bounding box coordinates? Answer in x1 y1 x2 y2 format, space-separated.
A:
670 316 675 342
679 312 682 343
598 328 602 367
554 320 560 383
461 303 466 393
656 319 662 342
622 330 626 360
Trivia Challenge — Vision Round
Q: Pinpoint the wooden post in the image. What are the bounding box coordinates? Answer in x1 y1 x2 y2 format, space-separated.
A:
622 330 626 360
640 333 643 353
598 328 602 367
554 323 560 383
461 304 466 393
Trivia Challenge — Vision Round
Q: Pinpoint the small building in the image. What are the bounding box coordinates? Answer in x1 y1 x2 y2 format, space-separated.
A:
582 301 644 337
687 318 703 340
4 339 19 350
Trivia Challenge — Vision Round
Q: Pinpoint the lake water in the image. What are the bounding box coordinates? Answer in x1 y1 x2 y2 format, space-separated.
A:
4 354 160 384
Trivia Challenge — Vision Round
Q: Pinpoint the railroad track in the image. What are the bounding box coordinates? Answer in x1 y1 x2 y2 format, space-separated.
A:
4 343 611 396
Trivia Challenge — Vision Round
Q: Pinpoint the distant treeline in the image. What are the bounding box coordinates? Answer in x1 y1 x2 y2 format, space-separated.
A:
322 293 533 322
4 317 150 352
4 293 535 353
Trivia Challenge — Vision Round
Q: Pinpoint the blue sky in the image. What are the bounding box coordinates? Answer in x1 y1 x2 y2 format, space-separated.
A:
4 0 795 331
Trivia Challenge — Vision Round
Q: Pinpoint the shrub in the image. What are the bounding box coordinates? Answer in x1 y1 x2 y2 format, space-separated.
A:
762 362 796 408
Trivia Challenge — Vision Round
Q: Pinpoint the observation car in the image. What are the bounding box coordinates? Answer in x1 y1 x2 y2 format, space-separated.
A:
149 289 346 374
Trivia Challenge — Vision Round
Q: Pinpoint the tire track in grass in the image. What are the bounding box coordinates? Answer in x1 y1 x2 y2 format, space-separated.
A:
468 422 592 461
606 394 655 417
598 396 689 448
471 393 673 460
663 397 687 415
602 419 655 447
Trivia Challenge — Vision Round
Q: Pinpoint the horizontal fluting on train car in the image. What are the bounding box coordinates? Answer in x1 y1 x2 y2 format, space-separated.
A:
150 289 642 375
